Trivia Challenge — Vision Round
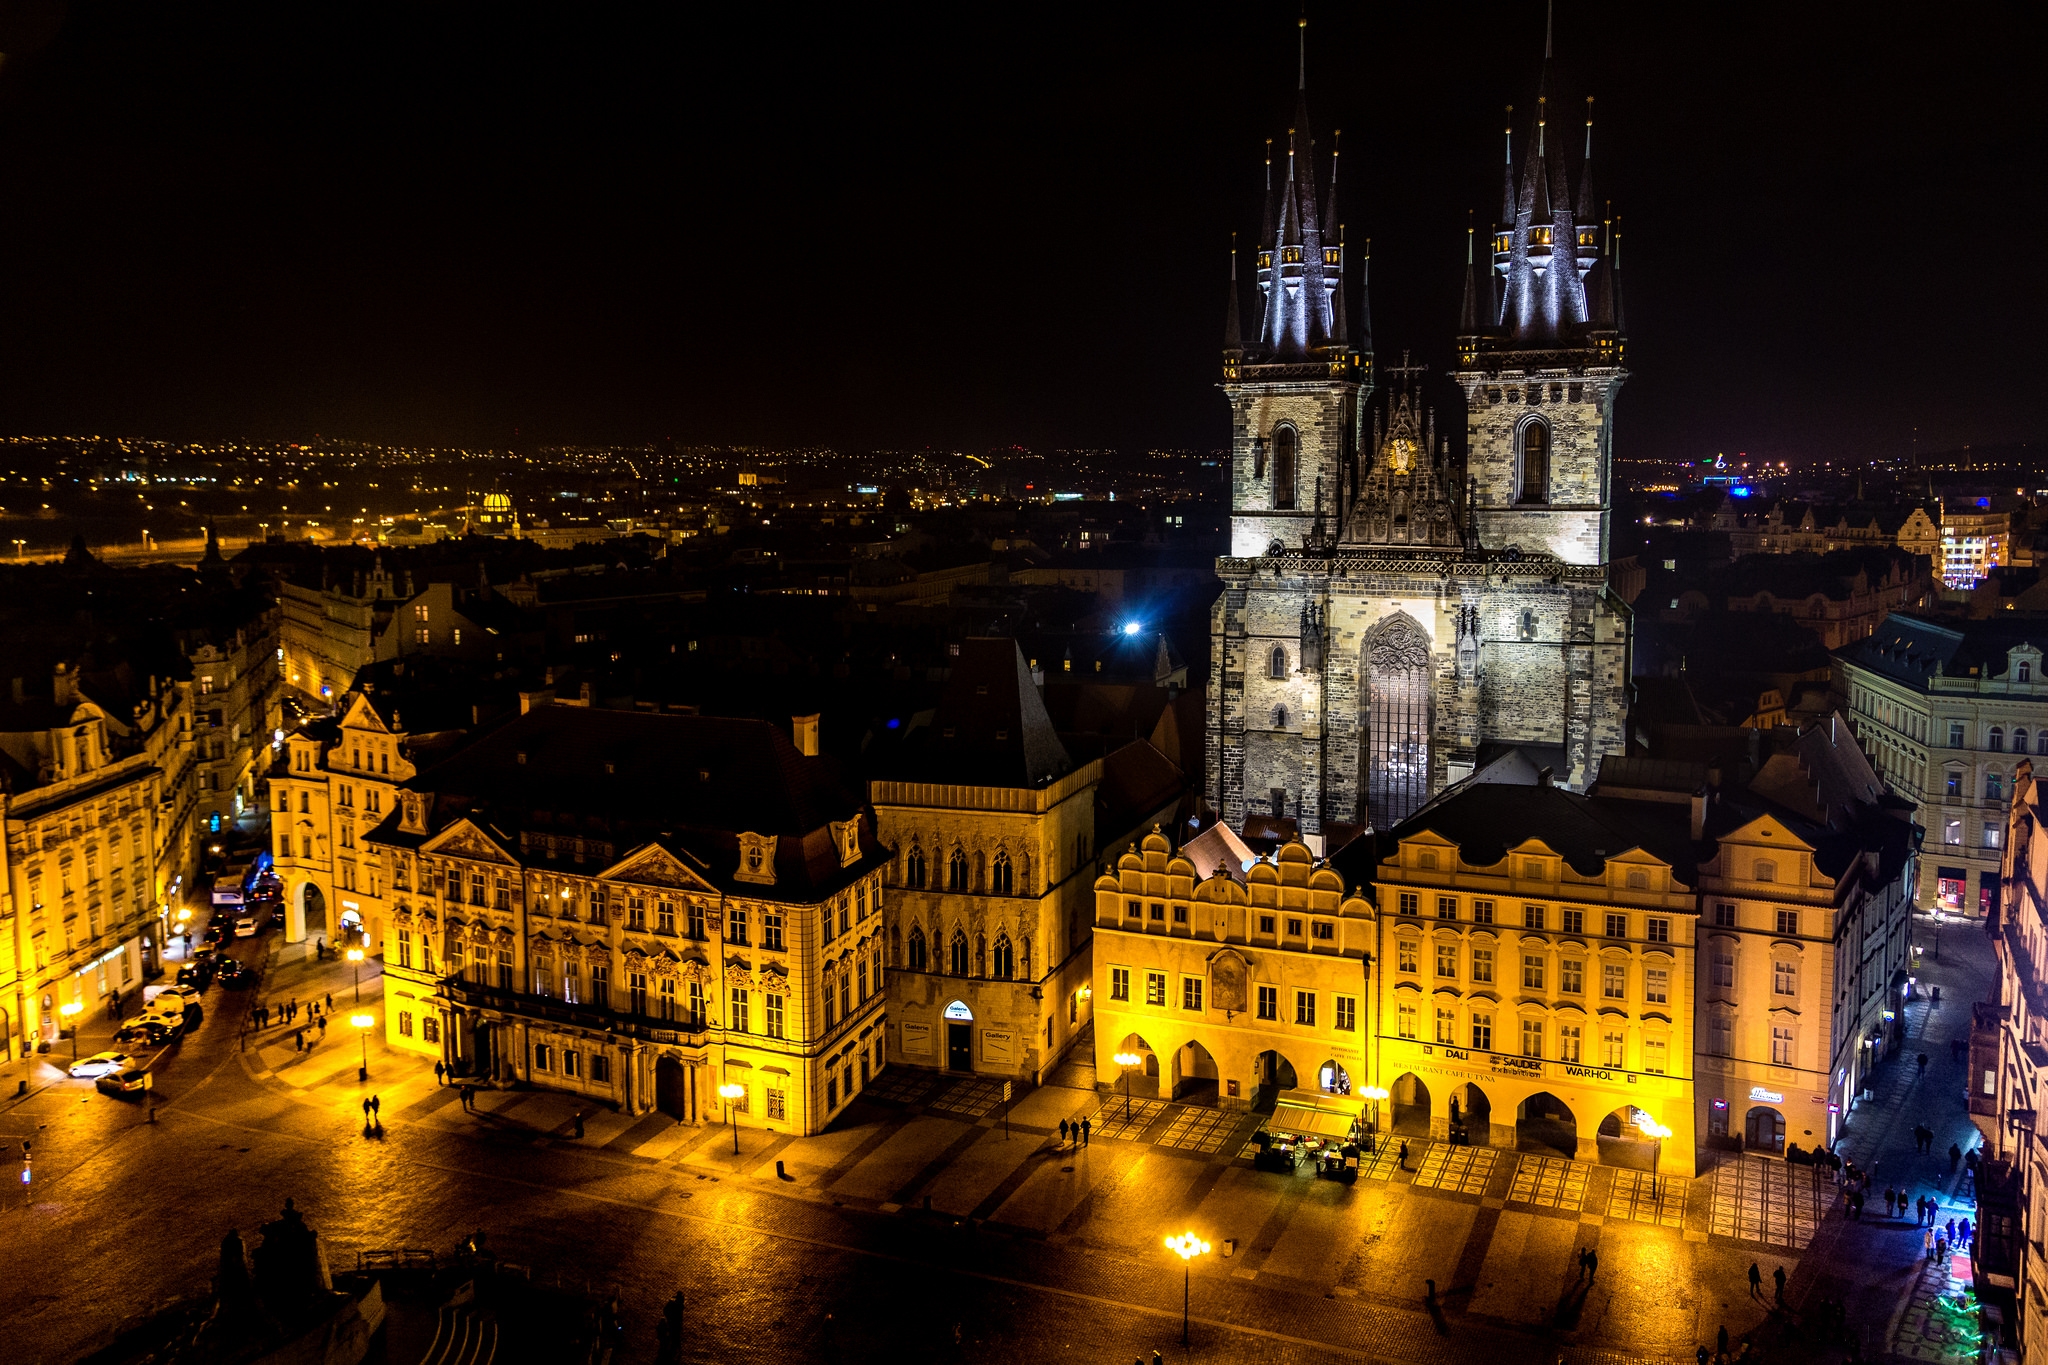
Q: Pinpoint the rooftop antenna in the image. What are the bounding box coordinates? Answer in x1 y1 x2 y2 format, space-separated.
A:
1330 127 1340 191
1604 198 1612 254
1505 105 1514 164
1584 95 1594 159
1537 96 1546 157
1298 12 1307 89
1466 210 1475 264
1545 0 1554 60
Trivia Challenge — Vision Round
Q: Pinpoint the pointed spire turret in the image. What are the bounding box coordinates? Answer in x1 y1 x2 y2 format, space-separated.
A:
1224 234 1244 347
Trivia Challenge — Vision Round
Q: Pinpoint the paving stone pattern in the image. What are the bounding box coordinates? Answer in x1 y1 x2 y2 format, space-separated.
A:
1705 1153 1826 1248
1604 1167 1687 1228
1414 1143 1499 1196
1507 1154 1588 1212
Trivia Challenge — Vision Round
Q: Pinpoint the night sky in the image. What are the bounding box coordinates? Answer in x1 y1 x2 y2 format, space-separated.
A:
0 2 2038 461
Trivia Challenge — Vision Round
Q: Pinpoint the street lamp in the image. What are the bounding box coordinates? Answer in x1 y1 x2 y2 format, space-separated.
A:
1164 1231 1211 1345
1362 1085 1390 1151
1114 1051 1145 1121
59 1001 82 1063
346 947 365 1001
1636 1111 1673 1199
351 1012 374 1081
717 1083 745 1154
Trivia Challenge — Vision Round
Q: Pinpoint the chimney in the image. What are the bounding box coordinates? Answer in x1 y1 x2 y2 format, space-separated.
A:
519 689 554 715
1690 787 1708 841
52 661 73 707
1536 766 1554 788
793 713 820 757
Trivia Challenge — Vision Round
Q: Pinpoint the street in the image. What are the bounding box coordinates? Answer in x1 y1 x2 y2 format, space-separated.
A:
0 912 1996 1364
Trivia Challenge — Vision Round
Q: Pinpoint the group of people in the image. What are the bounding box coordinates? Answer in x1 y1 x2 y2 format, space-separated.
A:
1057 1116 1091 1148
251 991 336 1052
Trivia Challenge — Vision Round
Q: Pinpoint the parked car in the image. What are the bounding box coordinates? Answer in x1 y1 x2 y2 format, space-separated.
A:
176 961 215 990
216 960 253 990
113 1020 180 1048
96 1067 152 1097
234 915 258 938
152 984 202 1010
68 1050 134 1079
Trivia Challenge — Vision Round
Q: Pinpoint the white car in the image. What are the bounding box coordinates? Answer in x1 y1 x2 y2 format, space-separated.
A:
234 916 258 938
68 1050 135 1079
151 984 201 1009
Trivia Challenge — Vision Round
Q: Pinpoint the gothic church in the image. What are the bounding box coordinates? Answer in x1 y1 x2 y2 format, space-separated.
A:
1209 44 1630 839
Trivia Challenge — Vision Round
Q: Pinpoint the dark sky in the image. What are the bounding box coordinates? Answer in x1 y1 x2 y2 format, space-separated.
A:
0 2 2039 461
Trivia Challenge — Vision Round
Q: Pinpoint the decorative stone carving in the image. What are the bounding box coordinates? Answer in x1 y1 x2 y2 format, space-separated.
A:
1207 948 1251 1013
758 966 791 996
724 961 754 988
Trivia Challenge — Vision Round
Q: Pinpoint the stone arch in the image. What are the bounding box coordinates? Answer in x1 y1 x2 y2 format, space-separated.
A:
1314 1057 1352 1096
1596 1105 1664 1171
947 846 968 892
1171 1039 1220 1104
948 926 968 975
294 879 328 940
1111 1031 1161 1101
1448 1082 1492 1146
1361 612 1434 827
1250 1048 1300 1110
1515 1091 1578 1159
1745 1105 1786 1154
990 931 1014 980
905 843 926 889
991 851 1013 896
1389 1071 1432 1136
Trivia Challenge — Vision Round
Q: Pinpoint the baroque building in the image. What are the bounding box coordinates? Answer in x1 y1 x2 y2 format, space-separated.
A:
1211 54 1630 839
355 702 888 1135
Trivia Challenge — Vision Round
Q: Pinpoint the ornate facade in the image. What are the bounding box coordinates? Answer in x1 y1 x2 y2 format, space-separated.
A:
281 698 889 1136
1212 54 1630 838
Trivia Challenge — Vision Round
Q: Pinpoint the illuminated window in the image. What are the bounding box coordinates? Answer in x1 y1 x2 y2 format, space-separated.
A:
1272 426 1297 509
1558 1023 1581 1062
1516 422 1549 503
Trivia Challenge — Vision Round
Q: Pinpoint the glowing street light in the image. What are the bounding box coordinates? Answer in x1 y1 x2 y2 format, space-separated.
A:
1164 1231 1211 1345
717 1082 746 1154
350 1012 375 1081
1634 1110 1673 1197
346 946 365 1001
59 1001 83 1062
1113 1051 1143 1121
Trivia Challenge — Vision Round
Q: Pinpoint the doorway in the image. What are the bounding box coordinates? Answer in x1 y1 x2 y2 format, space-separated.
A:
656 1057 692 1121
947 1022 973 1072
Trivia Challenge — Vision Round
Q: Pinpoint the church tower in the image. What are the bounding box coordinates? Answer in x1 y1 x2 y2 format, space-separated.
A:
1455 43 1626 566
1209 21 1631 839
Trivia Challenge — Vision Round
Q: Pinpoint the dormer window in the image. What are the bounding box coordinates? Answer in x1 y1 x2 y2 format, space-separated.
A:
2021 660 2034 683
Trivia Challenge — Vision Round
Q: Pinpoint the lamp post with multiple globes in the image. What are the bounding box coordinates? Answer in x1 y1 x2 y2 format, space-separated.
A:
351 1012 374 1081
1164 1231 1211 1345
1114 1051 1143 1122
346 946 365 1001
1361 1084 1390 1152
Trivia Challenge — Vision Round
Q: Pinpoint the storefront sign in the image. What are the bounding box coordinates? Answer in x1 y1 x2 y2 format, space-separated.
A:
1489 1054 1543 1076
1748 1085 1784 1104
1563 1064 1619 1083
902 1021 932 1055
942 1000 973 1022
981 1029 1014 1063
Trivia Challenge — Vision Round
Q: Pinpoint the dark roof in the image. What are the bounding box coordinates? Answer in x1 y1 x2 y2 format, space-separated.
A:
1838 611 2048 690
1374 783 1699 881
408 705 859 837
1094 740 1187 846
875 638 1072 788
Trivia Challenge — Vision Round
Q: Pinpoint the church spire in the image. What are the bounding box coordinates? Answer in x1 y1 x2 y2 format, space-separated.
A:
1224 234 1244 366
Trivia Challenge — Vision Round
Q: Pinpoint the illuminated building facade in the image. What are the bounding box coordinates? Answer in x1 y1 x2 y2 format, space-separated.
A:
1090 832 1372 1124
1839 613 2048 917
874 639 1183 1083
1363 783 1698 1175
1212 51 1630 840
356 703 888 1135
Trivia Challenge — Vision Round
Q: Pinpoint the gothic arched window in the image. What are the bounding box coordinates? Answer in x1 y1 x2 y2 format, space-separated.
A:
949 929 969 975
992 933 1014 980
1273 426 1298 510
991 852 1012 896
947 847 968 892
905 846 926 889
1270 646 1288 679
1364 613 1433 827
1517 421 1549 504
907 925 928 972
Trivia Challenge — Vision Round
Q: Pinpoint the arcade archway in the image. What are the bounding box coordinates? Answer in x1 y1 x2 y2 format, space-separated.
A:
1251 1050 1299 1111
1516 1091 1579 1158
1390 1072 1432 1136
1171 1040 1220 1105
1745 1106 1786 1154
1113 1033 1160 1101
1597 1106 1662 1171
1448 1082 1492 1146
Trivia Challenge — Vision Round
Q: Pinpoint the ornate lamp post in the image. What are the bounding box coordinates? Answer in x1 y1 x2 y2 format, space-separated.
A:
346 946 365 1000
1114 1051 1142 1122
718 1082 745 1154
1637 1111 1673 1198
1164 1231 1211 1345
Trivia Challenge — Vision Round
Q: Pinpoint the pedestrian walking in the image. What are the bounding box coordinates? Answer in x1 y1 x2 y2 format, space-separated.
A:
362 1097 372 1119
1937 1235 1949 1264
1917 1052 1929 1078
1772 1264 1785 1304
1884 1187 1897 1217
1585 1248 1598 1279
1949 1143 1963 1174
294 1029 304 1052
1081 1116 1091 1146
318 1016 327 1040
1914 1195 1926 1225
1717 1324 1730 1356
371 1094 381 1119
574 1111 585 1139
434 1061 446 1086
1961 1216 1973 1243
1747 1261 1762 1297
1947 1216 1957 1242
326 992 333 1011
1576 1249 1589 1281
1059 1118 1070 1146
1933 985 1942 1004
1398 1139 1410 1170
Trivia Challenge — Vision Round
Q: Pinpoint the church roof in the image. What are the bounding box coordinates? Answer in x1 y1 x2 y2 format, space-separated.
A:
874 637 1073 789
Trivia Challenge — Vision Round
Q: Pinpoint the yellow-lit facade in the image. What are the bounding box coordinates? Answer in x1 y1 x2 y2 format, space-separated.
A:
1092 835 1370 1114
1371 827 1699 1175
